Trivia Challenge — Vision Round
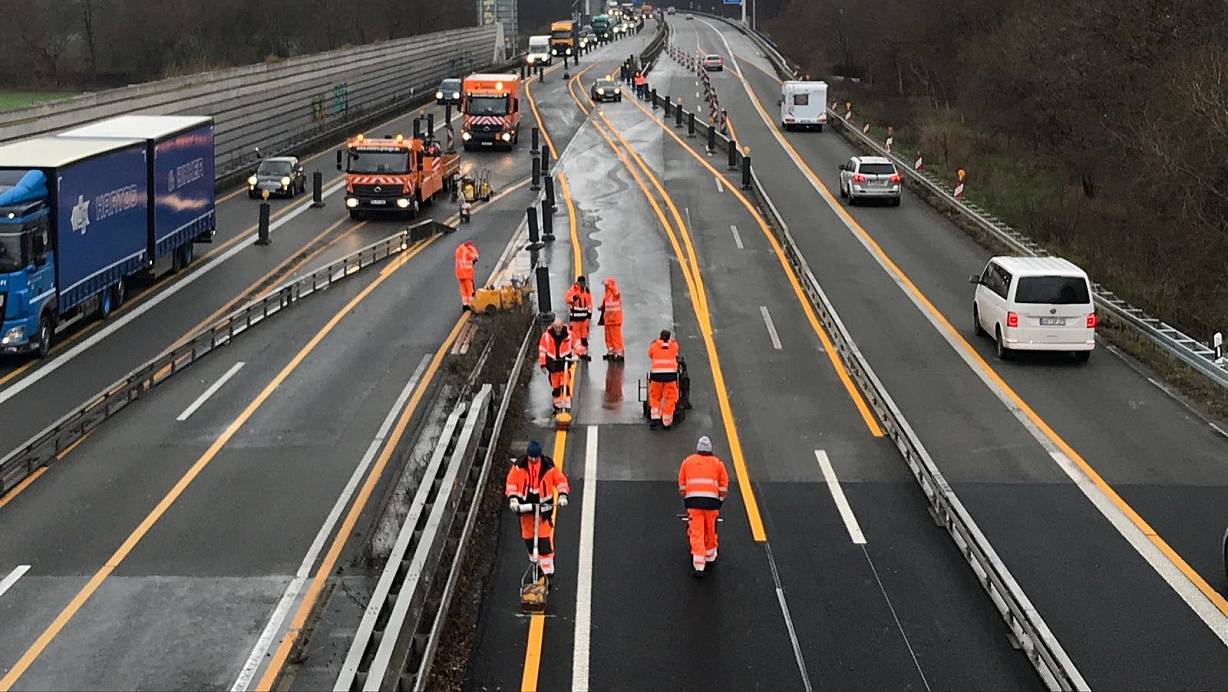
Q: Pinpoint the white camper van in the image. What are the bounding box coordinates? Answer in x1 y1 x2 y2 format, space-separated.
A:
779 80 828 131
527 36 553 66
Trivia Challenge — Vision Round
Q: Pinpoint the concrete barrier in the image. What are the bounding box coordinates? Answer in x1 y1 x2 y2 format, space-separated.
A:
0 25 501 179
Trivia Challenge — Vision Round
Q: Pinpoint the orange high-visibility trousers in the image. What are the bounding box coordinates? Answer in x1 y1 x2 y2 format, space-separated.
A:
604 322 623 356
519 514 557 574
570 319 590 355
457 277 475 307
648 380 679 425
549 369 572 409
687 508 719 572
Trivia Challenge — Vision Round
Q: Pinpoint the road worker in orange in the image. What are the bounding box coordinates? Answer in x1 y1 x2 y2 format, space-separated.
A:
539 318 574 413
506 440 571 581
563 276 593 361
598 277 624 361
633 71 647 99
454 240 479 310
647 329 680 429
678 435 729 578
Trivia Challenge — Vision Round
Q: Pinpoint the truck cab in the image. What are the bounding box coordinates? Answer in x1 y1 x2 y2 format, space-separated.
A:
779 80 829 131
0 173 54 356
527 36 552 66
550 21 577 57
461 74 522 151
592 15 612 42
339 133 457 218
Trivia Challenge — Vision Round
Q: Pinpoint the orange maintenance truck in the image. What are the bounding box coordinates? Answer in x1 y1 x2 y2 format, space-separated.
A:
461 73 522 151
337 132 460 219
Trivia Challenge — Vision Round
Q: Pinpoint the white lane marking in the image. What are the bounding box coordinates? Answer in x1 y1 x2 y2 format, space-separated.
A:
176 361 245 421
729 224 744 249
0 181 344 410
571 425 599 692
715 177 724 193
765 542 813 692
697 18 745 78
0 565 30 601
815 450 865 544
759 306 783 350
231 354 431 692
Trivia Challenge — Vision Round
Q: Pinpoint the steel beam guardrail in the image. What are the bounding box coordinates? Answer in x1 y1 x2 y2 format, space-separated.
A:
0 220 449 499
694 12 1228 391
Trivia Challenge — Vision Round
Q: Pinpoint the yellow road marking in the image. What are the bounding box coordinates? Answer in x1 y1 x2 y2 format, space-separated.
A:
620 90 883 437
723 43 1228 616
54 431 93 462
256 312 470 691
0 468 46 511
0 237 437 691
520 613 547 692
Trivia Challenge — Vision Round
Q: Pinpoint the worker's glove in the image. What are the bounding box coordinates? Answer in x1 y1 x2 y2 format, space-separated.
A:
508 498 521 513
557 494 569 508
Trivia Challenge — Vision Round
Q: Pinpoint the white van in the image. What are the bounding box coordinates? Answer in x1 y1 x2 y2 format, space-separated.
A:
527 36 553 66
971 256 1096 361
779 80 828 131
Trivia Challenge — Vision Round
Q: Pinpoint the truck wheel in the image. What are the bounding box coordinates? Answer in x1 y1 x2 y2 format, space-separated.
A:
100 288 114 320
113 280 127 308
35 315 52 359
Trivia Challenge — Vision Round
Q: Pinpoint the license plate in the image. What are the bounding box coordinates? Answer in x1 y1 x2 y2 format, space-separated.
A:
369 199 386 206
1039 317 1065 326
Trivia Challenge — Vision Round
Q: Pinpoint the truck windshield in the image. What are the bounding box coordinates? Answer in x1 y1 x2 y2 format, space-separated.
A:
467 96 509 116
0 232 25 273
552 30 573 39
348 151 408 174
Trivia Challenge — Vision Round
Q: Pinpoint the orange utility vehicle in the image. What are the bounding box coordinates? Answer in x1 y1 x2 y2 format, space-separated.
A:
337 132 460 219
460 73 522 151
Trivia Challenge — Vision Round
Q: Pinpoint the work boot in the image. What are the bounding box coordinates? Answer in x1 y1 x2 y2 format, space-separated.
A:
692 568 705 579
602 353 612 360
649 419 660 430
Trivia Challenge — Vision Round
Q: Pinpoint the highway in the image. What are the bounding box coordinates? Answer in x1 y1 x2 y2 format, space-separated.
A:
2 12 1228 692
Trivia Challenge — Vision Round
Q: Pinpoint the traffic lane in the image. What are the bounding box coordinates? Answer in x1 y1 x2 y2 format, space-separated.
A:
724 38 1228 608
698 50 1228 687
613 99 1033 687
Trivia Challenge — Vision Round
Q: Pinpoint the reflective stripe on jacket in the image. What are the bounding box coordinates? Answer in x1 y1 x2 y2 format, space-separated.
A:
600 290 622 325
564 284 593 321
454 244 478 279
678 452 729 510
648 338 679 381
539 328 573 372
506 454 571 510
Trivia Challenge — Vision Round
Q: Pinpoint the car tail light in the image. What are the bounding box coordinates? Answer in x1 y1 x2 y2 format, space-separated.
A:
1007 311 1019 328
1087 312 1097 329
889 174 901 184
851 173 866 183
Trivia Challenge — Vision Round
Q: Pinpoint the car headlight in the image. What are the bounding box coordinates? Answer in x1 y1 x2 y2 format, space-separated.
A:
452 92 460 99
461 131 472 141
396 198 410 209
280 176 291 188
345 198 359 208
597 88 605 95
501 132 512 142
566 48 572 55
436 91 444 100
247 176 257 186
2 325 25 345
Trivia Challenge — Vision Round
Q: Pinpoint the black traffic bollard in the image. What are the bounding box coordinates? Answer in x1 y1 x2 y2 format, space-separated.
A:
311 171 324 207
742 154 752 190
538 64 546 82
563 54 570 79
412 117 421 140
688 111 696 138
664 95 672 119
544 175 557 214
707 123 716 153
728 137 738 170
541 147 550 177
531 126 540 155
450 173 459 201
444 103 454 152
531 155 542 191
541 198 555 242
651 88 658 109
426 113 435 140
676 102 684 128
527 206 541 247
520 63 526 79
536 265 553 316
256 203 271 245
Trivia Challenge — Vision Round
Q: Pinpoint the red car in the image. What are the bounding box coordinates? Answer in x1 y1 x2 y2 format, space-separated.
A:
703 54 724 71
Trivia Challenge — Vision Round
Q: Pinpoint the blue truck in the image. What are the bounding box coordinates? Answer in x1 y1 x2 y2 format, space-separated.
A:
0 115 215 358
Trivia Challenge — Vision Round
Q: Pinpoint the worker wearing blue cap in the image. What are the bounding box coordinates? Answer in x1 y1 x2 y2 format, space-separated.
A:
506 440 571 580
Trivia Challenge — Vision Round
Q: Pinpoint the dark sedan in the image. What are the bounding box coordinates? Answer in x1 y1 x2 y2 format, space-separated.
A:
436 78 462 106
590 78 622 103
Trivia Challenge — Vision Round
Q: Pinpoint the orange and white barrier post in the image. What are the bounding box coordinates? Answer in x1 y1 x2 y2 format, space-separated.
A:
885 126 894 153
954 169 967 200
862 122 870 134
844 101 853 121
914 152 923 172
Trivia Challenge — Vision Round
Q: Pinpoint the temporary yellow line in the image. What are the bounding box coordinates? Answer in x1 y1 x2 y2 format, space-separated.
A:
524 77 559 160
0 237 436 692
724 47 1228 616
620 92 883 437
0 468 45 511
256 312 470 690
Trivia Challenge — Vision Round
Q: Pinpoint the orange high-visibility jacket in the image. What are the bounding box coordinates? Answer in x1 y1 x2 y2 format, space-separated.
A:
506 454 571 509
648 338 679 381
454 243 478 280
564 284 593 322
600 281 622 325
678 452 729 510
539 328 573 372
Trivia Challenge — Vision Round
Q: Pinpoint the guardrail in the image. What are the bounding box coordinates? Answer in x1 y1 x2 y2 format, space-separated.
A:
637 80 1086 689
337 318 535 691
692 12 1228 392
0 220 451 500
638 18 670 74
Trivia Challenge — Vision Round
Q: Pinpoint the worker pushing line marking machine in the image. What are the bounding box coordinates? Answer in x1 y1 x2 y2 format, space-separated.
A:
505 442 570 610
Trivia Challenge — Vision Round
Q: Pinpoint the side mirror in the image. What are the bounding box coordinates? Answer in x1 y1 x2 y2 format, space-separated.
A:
254 146 262 159
336 150 343 171
968 274 981 285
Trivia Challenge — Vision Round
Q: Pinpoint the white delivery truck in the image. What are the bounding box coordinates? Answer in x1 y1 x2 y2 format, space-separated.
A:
779 80 828 131
527 35 553 66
